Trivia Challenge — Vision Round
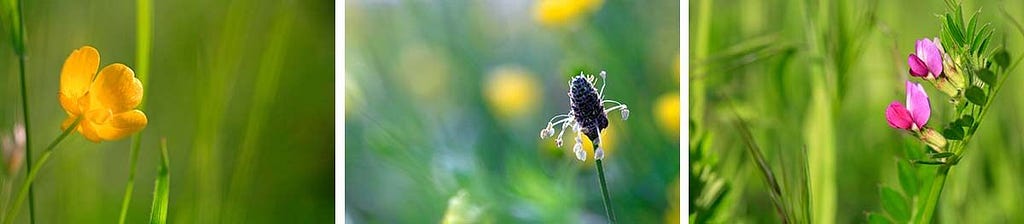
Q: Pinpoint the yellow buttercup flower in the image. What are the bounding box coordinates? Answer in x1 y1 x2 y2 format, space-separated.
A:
58 46 147 142
533 0 603 27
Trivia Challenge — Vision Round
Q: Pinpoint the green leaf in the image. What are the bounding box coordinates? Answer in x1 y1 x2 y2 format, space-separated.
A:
930 152 956 159
946 15 966 45
967 11 979 37
149 138 171 224
942 126 965 140
897 161 918 196
957 115 975 127
965 86 987 105
881 187 910 223
978 69 996 86
867 212 894 224
994 50 1010 68
914 160 947 165
973 26 993 55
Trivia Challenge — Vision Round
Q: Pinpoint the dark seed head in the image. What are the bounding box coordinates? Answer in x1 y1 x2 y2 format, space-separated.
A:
569 75 607 141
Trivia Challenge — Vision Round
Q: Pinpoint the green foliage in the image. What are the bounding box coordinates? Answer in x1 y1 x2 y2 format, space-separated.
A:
689 131 731 223
880 187 910 223
149 139 171 224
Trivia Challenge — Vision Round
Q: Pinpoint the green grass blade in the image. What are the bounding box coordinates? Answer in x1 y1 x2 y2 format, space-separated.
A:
733 107 790 223
149 138 171 224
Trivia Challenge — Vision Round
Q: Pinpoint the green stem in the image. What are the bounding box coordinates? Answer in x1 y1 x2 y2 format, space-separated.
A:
3 118 80 224
117 136 142 224
918 165 951 224
118 0 151 222
12 0 32 222
595 158 616 223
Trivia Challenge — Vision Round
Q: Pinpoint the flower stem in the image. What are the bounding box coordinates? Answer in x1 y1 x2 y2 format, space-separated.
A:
3 117 80 224
918 165 951 224
117 136 142 224
117 0 152 222
595 158 616 223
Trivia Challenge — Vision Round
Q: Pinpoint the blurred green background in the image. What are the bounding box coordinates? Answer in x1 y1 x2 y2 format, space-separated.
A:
690 0 1024 223
345 0 679 223
0 0 334 223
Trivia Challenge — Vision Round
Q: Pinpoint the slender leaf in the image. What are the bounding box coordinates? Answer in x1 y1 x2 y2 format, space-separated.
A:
913 160 947 165
929 152 956 159
149 138 171 224
734 110 790 223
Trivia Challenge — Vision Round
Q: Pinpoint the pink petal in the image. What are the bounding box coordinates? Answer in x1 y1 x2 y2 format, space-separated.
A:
916 38 943 77
908 54 928 77
905 81 931 127
886 101 913 130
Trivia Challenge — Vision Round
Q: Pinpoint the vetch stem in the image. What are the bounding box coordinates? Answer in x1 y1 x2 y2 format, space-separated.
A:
918 165 951 224
3 117 81 224
595 156 616 223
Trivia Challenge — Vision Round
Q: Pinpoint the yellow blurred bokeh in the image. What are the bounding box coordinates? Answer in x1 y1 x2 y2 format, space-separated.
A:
533 0 604 28
484 66 540 119
655 92 680 138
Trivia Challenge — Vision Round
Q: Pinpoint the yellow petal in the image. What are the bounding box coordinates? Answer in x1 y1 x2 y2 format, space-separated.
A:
78 120 102 143
94 110 148 141
59 46 100 104
89 63 142 113
59 92 82 115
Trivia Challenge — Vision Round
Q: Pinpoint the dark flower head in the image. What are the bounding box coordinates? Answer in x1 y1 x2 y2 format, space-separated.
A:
570 75 608 140
540 71 629 161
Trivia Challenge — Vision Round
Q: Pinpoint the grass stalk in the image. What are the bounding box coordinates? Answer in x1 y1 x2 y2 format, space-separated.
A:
117 0 152 222
3 118 80 224
594 158 616 223
7 0 33 222
148 138 170 224
224 3 292 222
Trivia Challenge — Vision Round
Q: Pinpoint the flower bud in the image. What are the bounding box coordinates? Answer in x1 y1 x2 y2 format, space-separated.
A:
929 78 960 98
943 55 966 90
918 128 947 151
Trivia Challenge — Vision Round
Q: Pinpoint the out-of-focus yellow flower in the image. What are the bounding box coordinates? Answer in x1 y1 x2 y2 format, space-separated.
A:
58 46 148 142
484 66 539 119
533 0 603 27
654 92 680 137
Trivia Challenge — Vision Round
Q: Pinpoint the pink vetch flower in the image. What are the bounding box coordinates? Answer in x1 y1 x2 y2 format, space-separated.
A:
886 81 948 150
908 38 944 79
886 81 931 131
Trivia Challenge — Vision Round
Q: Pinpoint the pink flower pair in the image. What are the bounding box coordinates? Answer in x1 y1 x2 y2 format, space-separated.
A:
886 81 930 131
907 38 944 79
